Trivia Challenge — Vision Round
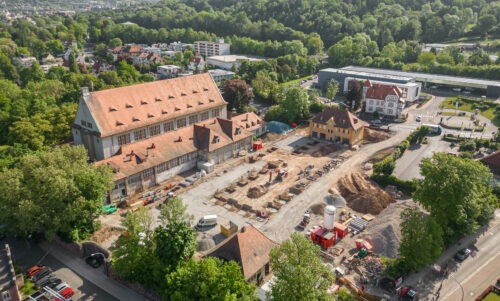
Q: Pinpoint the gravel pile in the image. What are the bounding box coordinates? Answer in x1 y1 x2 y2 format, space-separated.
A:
359 201 418 258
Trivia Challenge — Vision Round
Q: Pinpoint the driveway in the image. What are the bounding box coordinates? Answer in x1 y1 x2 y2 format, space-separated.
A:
393 135 453 181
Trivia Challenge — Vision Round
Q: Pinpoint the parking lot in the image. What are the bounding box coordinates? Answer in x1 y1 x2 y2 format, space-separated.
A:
6 238 118 301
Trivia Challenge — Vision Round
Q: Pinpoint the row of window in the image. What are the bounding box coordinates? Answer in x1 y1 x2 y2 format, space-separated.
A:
368 100 396 107
326 128 349 134
117 108 222 146
81 120 93 129
367 107 395 115
156 152 198 173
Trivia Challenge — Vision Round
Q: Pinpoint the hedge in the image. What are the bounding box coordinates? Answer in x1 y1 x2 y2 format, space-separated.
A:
371 174 417 195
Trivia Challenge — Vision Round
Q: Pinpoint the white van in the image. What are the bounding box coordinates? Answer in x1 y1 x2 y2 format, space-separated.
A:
196 215 218 229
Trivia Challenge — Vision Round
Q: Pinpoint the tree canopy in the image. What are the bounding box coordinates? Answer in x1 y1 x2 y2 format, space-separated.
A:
0 145 114 240
413 153 498 244
269 233 334 301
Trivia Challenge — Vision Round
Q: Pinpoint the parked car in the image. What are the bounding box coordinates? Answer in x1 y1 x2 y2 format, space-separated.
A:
31 267 52 281
85 254 104 268
454 248 471 262
55 282 69 293
27 265 45 278
416 115 422 122
60 287 75 298
40 277 62 289
102 204 117 214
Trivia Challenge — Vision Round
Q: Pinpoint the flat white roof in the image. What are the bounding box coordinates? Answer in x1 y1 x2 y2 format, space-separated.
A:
207 55 265 63
320 68 414 82
342 66 500 88
208 69 236 76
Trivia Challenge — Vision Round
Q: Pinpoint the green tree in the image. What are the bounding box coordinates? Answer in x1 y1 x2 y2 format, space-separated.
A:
269 233 334 301
68 53 79 73
282 86 309 123
414 153 498 244
398 209 443 272
417 52 436 66
306 33 324 55
326 79 339 100
373 155 395 176
0 145 113 240
155 197 196 268
475 15 497 35
222 79 254 113
165 258 257 301
108 38 122 49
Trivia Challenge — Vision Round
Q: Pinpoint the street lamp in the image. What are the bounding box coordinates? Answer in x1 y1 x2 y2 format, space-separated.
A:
450 274 464 301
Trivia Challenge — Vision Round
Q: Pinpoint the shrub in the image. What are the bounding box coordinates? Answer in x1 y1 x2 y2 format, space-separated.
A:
459 151 473 159
309 101 326 113
459 140 476 152
373 155 396 176
371 174 417 195
397 139 410 155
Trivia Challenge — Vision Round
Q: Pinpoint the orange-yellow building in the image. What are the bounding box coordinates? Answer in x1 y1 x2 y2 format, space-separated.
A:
309 107 364 146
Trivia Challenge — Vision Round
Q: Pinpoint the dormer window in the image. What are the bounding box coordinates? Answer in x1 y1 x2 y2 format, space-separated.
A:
175 107 181 111
213 135 220 143
193 90 199 94
209 99 215 103
148 113 155 118
126 103 133 108
168 95 175 99
181 92 187 96
203 87 209 91
155 98 162 102
198 101 204 105
109 106 117 112
141 100 148 105
187 104 193 108
162 109 168 115
235 128 242 135
116 121 124 126
132 117 140 122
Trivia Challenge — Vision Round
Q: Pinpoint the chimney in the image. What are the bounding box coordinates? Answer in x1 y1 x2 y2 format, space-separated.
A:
241 226 246 233
245 113 248 121
81 87 89 98
130 150 135 156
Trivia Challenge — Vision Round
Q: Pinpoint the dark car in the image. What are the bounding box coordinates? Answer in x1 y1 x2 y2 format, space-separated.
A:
31 267 52 282
85 254 104 268
454 248 471 262
37 276 61 289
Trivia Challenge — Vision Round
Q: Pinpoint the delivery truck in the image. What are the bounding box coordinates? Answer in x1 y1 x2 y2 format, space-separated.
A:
196 215 218 229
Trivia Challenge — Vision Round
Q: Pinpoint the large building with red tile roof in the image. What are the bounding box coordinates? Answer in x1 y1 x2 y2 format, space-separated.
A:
309 107 364 146
362 80 405 118
74 73 265 200
206 226 277 284
480 150 500 175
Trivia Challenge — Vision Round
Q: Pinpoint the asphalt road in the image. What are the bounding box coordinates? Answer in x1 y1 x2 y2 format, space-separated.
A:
5 238 119 301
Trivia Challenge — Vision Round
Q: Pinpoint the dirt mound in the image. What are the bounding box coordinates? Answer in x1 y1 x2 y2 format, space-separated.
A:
338 172 394 215
309 202 326 215
268 161 280 169
364 128 390 143
359 201 419 258
90 225 124 244
247 185 268 198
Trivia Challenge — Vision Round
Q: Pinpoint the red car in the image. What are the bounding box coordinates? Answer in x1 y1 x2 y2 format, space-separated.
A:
60 287 75 298
26 265 45 278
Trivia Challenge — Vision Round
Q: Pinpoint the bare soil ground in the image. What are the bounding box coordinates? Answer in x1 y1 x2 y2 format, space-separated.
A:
363 128 391 143
213 138 339 216
89 225 125 249
337 172 395 215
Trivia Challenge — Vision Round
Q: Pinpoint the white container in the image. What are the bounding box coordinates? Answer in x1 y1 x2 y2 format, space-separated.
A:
324 205 336 230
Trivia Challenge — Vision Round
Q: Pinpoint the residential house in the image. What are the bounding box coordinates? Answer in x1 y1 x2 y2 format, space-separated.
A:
206 226 277 284
362 80 405 118
14 56 37 68
309 107 364 146
194 38 230 57
345 77 421 102
73 73 265 200
188 54 205 71
112 44 144 62
157 65 182 79
232 113 267 136
133 52 163 66
480 150 500 176
41 53 56 64
208 69 235 83
0 244 22 301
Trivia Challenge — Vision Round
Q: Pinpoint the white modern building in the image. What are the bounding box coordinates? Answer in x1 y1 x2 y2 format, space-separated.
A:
194 38 230 57
157 65 182 79
208 69 236 83
207 55 264 70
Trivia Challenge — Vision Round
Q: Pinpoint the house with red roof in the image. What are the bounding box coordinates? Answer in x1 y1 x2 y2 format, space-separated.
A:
73 73 264 200
206 226 278 284
363 80 405 118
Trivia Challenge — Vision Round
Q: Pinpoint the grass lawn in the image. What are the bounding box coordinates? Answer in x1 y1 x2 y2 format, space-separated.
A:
439 97 500 126
280 75 313 88
483 291 500 301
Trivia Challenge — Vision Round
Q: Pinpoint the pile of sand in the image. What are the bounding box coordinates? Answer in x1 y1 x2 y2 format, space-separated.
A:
364 128 391 143
309 202 326 215
359 201 419 258
338 172 395 215
247 185 268 198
